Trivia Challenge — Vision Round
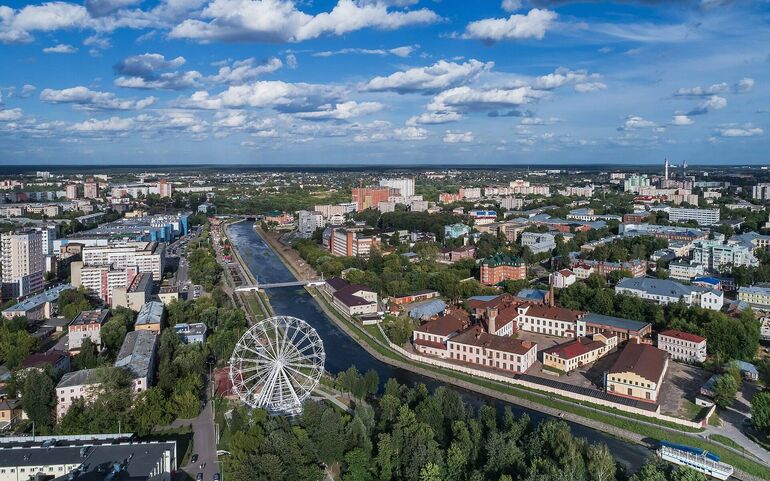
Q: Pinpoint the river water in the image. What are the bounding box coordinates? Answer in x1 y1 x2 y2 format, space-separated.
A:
227 221 650 473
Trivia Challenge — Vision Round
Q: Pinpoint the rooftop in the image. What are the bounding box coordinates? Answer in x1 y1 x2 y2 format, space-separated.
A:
482 254 525 267
115 330 158 380
174 322 207 336
659 329 706 344
609 343 667 383
583 312 651 333
21 350 69 369
127 272 153 293
71 309 111 327
2 283 74 314
542 335 609 360
616 277 710 298
450 328 536 355
57 368 102 388
414 308 469 337
135 301 164 326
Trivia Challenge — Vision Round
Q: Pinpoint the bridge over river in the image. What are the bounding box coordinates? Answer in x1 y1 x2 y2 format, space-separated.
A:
234 278 325 292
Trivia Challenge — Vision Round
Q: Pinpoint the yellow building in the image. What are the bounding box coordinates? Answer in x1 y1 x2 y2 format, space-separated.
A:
542 332 618 373
738 286 770 309
607 343 668 403
134 301 164 334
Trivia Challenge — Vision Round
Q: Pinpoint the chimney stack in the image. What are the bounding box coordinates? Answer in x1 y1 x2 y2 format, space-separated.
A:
486 307 497 335
549 276 555 307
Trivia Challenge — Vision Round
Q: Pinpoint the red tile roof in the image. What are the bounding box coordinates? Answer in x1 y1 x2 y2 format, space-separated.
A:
542 337 606 360
414 308 469 337
659 329 705 344
609 343 667 382
522 304 585 322
449 328 536 355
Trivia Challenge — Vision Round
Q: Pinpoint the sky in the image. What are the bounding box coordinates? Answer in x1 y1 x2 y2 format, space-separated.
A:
0 0 769 166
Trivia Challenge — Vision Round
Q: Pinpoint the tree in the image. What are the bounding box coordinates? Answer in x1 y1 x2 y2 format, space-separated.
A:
73 338 99 369
751 391 770 433
712 374 739 409
18 368 56 432
419 463 441 481
586 443 616 481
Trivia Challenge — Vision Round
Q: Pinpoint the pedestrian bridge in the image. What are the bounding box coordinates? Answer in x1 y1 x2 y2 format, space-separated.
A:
235 279 325 292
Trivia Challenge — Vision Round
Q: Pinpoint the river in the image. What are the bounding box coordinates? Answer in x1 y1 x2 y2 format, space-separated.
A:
227 221 651 473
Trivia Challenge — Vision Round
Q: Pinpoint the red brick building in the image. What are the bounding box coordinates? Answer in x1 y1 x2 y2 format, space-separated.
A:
351 187 393 211
480 255 526 285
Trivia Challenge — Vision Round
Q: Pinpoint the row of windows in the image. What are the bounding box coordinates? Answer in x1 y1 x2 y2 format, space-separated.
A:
608 375 653 389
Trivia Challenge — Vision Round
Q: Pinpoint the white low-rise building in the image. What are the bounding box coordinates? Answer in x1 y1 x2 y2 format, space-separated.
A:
669 261 704 281
657 329 707 363
615 277 723 311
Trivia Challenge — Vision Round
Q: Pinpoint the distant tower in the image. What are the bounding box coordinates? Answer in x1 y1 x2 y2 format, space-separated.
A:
664 158 670 181
683 160 688 177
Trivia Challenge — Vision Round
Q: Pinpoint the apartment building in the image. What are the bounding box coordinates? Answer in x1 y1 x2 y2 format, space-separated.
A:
324 277 379 317
72 262 140 304
657 329 707 363
480 255 526 285
378 177 415 197
83 179 99 199
570 258 648 278
322 226 379 258
351 187 393 211
56 368 102 418
115 330 158 393
520 232 556 254
111 271 153 310
668 261 705 281
297 210 325 238
81 241 164 280
607 342 668 403
69 309 111 351
1 229 45 298
668 207 720 226
691 240 759 271
134 300 164 333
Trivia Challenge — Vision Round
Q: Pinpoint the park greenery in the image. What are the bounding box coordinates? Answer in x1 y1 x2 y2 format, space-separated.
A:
0 315 38 368
188 239 223 290
220 375 709 481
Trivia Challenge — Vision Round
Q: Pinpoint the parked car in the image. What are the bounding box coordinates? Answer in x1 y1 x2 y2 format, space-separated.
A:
191 454 198 464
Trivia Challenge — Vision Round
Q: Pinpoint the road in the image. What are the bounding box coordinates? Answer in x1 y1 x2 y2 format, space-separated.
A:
175 397 220 481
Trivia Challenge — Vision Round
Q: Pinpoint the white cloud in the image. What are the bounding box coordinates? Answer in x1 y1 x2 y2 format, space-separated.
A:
0 108 23 121
285 53 298 69
69 116 134 132
169 0 440 43
461 9 556 42
40 86 157 110
427 85 546 113
574 82 606 93
670 114 694 126
209 57 283 85
393 126 427 140
501 0 522 12
675 78 755 97
362 59 493 94
21 84 36 97
183 80 344 114
688 95 727 115
84 34 111 49
531 68 604 92
292 100 384 120
621 115 656 130
114 53 202 90
406 111 462 125
443 130 474 143
520 116 561 125
718 125 763 137
736 77 755 93
0 2 91 43
43 43 77 53
314 45 415 58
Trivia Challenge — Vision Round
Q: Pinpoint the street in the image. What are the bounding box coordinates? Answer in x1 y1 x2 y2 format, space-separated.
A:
175 397 220 481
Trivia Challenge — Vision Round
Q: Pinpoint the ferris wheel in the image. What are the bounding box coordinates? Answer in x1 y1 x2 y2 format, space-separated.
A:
229 315 325 414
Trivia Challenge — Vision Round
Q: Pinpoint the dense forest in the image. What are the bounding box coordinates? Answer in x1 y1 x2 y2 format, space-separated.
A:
222 378 709 481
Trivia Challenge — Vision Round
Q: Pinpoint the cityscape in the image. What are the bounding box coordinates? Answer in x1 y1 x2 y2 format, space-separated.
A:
1 1 770 481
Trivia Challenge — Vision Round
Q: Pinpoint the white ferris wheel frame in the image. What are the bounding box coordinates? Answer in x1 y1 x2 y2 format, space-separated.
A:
228 315 325 415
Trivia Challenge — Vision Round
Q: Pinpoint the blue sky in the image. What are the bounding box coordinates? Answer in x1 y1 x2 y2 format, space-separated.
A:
0 0 768 165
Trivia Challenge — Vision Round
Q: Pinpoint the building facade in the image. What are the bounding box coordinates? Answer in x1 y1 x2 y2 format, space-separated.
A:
480 255 526 285
657 329 707 363
668 207 720 226
1 229 44 298
607 343 668 403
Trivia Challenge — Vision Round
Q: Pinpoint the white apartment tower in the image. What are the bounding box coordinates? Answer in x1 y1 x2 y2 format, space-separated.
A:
1 229 45 297
379 177 415 198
